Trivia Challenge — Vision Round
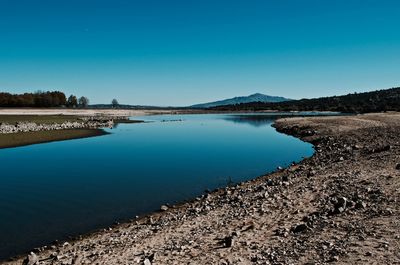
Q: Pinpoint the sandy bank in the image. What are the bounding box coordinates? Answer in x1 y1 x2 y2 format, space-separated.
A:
0 129 109 149
3 113 400 264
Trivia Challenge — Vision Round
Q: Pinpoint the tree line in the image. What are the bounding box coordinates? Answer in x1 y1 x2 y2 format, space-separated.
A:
0 91 90 108
211 87 400 113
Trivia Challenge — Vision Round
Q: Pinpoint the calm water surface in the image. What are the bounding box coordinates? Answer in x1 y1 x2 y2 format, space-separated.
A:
0 113 315 258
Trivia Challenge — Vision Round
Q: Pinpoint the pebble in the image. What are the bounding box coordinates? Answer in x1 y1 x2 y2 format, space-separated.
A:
291 223 308 233
22 252 38 265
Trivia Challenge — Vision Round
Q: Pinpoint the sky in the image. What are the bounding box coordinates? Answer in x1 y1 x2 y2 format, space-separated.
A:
0 0 399 106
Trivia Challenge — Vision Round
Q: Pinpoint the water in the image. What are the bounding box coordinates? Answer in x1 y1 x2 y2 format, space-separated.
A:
0 113 315 259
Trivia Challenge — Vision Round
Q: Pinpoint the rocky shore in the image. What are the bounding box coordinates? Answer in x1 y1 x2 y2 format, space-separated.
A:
3 113 400 265
0 116 130 134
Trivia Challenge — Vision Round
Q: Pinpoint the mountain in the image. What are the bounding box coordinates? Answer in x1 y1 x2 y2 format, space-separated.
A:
190 93 292 108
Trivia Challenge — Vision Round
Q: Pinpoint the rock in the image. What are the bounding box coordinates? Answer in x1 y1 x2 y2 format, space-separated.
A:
72 254 83 265
219 259 228 265
355 201 367 209
160 205 169 211
396 164 400 170
22 252 38 265
308 170 316 177
291 223 308 233
333 197 347 214
217 235 235 248
274 227 289 237
266 179 274 186
143 258 152 265
371 145 391 153
0 117 117 134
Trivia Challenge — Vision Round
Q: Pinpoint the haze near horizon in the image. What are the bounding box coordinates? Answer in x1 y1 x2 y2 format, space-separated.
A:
1 0 399 106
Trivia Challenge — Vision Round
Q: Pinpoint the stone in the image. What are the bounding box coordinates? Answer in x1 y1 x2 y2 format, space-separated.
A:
308 170 316 177
334 197 347 214
291 223 308 233
396 164 400 170
355 201 367 209
219 259 228 265
160 205 169 211
144 258 152 265
22 252 38 265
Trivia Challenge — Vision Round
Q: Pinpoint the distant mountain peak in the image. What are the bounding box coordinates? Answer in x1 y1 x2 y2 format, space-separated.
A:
190 93 292 108
249 93 264 96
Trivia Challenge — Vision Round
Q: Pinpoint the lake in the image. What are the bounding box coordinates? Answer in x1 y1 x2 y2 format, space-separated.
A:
0 113 316 259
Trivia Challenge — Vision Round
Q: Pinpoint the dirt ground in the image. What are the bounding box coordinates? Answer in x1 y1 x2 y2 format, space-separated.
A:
0 108 164 117
3 112 400 265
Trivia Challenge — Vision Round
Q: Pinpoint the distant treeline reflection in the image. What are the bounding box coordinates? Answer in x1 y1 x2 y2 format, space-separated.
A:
222 113 333 127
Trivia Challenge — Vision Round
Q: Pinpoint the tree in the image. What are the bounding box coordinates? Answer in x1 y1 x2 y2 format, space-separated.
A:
112 99 119 108
67 95 78 108
0 91 66 107
78 96 89 108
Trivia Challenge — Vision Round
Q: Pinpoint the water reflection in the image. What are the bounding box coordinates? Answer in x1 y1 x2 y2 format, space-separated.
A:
222 112 341 127
222 114 278 127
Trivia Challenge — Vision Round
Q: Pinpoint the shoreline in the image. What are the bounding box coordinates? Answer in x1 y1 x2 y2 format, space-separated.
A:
0 108 341 116
2 113 400 264
0 110 333 150
0 129 109 150
0 114 144 149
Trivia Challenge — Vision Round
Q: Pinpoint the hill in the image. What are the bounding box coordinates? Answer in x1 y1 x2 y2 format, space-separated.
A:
190 93 292 108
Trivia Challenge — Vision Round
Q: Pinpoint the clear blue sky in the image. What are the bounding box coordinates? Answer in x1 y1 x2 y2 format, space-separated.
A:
0 0 399 106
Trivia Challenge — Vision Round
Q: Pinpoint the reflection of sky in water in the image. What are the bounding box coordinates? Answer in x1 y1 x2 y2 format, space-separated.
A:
221 112 341 127
0 113 313 258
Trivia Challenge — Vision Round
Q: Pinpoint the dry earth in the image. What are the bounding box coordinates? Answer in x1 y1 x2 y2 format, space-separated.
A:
0 109 167 117
3 113 400 265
